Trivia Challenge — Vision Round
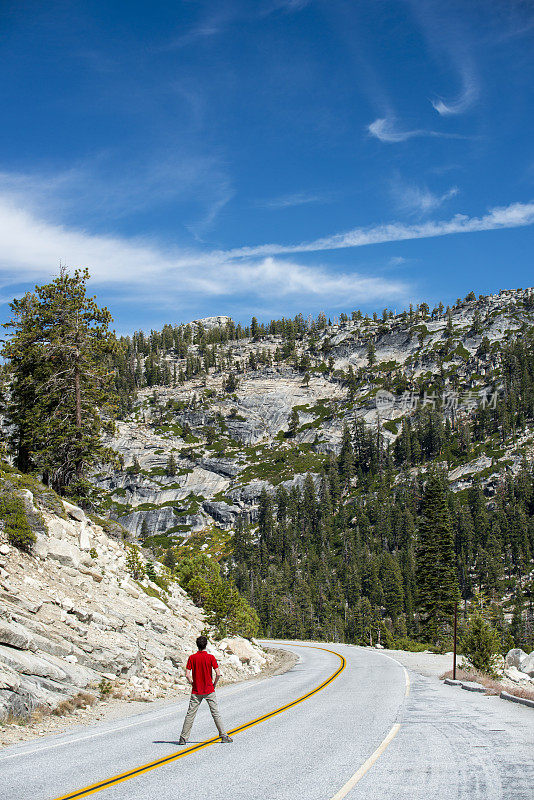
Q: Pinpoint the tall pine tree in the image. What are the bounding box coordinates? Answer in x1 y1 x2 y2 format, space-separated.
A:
2 268 115 497
416 469 460 641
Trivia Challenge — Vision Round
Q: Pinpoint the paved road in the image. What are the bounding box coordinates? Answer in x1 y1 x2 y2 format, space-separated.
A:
0 641 533 800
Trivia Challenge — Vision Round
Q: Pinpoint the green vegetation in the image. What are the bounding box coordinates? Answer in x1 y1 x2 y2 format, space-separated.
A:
227 431 534 649
0 494 37 552
1 268 116 501
175 553 259 639
239 444 326 485
125 544 145 580
461 610 502 676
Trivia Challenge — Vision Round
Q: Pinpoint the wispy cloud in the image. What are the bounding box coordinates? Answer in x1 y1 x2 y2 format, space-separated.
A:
431 66 479 115
406 1 480 116
0 153 233 232
392 181 459 216
263 0 312 15
1 186 533 315
0 193 407 310
227 201 534 258
257 191 335 210
367 117 461 143
160 10 230 51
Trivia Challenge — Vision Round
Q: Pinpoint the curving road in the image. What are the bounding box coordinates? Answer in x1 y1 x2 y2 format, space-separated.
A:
0 641 533 800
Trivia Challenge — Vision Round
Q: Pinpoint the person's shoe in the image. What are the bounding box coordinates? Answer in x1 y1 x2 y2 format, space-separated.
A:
178 737 187 745
220 734 233 743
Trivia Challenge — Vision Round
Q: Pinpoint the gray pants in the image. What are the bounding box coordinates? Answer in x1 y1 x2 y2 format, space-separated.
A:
180 692 227 740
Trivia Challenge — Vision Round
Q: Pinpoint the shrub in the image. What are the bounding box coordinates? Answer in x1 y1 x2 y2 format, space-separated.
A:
460 611 501 676
98 679 113 697
175 553 259 639
0 494 36 552
125 544 145 580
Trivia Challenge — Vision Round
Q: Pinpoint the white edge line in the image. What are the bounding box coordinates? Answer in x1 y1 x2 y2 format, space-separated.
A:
329 724 401 800
327 648 409 799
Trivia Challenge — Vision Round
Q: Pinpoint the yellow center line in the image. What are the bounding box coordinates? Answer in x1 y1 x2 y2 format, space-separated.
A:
50 645 345 800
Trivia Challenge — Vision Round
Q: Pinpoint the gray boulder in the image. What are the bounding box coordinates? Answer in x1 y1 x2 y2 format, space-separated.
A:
505 648 528 670
46 537 82 568
520 652 534 678
0 619 35 651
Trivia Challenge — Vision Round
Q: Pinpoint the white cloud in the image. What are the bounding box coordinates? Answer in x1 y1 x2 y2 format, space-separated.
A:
1 186 533 314
367 117 461 143
227 201 534 258
0 194 406 309
431 67 479 115
264 0 312 14
392 183 459 216
258 191 335 210
405 1 480 116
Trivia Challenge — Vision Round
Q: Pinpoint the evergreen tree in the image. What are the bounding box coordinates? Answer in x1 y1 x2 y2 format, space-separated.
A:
461 610 501 676
2 268 115 497
416 470 460 641
165 453 178 476
287 408 300 437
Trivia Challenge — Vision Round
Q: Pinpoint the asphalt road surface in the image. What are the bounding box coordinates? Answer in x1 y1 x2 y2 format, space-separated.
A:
1 641 533 800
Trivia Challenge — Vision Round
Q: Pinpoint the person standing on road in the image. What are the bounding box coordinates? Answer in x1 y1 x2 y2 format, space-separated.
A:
179 635 233 744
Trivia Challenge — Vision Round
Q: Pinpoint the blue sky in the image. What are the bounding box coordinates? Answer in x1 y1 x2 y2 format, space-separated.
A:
0 0 533 333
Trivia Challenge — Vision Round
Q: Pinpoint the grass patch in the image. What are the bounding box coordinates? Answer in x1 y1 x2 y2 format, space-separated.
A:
440 667 534 702
382 419 399 435
239 445 327 485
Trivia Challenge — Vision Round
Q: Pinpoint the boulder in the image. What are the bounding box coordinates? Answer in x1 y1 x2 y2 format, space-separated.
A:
144 595 168 613
46 537 82 568
33 535 49 560
0 619 35 650
219 637 266 665
504 665 529 683
63 501 87 523
520 652 534 678
0 663 21 691
79 521 91 551
18 489 35 512
0 645 67 681
121 579 140 599
505 648 528 670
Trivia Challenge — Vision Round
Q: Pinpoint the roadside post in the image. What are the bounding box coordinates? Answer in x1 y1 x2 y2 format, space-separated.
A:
453 601 458 680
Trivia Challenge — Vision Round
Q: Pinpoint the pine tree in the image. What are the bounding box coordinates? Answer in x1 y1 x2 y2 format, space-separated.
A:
166 453 177 476
287 407 300 437
416 469 460 641
461 610 501 676
339 425 354 485
139 518 150 542
2 268 115 496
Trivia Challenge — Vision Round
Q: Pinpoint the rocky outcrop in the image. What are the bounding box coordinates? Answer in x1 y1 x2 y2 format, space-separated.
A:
504 648 534 683
92 289 534 544
0 494 272 721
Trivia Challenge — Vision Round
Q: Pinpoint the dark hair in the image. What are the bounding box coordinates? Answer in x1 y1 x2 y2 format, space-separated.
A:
196 635 208 651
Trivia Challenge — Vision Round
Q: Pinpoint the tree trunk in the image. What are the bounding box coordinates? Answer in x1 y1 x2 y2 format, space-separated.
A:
74 362 83 478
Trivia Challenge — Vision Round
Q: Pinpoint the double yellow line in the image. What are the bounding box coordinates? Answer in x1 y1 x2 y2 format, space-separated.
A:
51 645 346 800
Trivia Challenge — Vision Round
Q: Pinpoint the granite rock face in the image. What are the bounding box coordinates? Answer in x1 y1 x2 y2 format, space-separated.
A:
93 289 534 544
0 497 272 720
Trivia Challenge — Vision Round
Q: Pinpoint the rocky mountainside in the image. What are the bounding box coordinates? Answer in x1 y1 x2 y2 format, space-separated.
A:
0 470 271 722
96 287 534 549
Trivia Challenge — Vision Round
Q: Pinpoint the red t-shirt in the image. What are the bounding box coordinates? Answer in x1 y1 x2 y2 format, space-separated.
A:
186 651 219 695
